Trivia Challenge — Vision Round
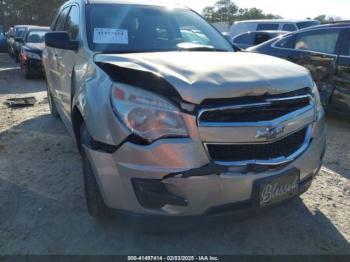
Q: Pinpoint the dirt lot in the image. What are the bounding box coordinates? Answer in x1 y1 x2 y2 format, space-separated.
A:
0 53 349 255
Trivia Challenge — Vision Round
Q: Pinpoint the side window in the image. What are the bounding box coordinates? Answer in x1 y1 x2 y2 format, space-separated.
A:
54 7 70 31
294 29 341 54
233 33 254 45
65 5 80 41
254 33 271 45
275 35 296 49
282 24 297 31
257 24 279 31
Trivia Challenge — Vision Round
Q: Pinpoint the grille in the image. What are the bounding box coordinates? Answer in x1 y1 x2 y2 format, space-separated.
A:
206 128 308 163
199 88 312 124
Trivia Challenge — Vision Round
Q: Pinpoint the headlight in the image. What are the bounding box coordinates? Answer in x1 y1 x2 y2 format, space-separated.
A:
311 82 324 120
24 51 41 60
111 85 188 142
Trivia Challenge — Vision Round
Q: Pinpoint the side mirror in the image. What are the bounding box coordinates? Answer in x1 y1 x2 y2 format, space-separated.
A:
15 37 24 43
45 31 79 51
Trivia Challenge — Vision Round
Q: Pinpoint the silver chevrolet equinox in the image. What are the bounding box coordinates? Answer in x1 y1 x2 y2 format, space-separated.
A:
43 0 327 219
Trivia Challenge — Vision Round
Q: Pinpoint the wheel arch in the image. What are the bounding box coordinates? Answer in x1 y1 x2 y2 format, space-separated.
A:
70 66 84 152
72 105 84 153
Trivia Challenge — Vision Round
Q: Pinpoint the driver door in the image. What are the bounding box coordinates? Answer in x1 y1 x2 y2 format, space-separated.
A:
56 4 80 122
332 28 350 114
44 6 70 116
266 28 344 106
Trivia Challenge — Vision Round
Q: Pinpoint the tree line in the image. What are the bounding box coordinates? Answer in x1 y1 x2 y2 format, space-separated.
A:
0 0 66 31
0 0 343 33
202 0 342 24
202 0 281 24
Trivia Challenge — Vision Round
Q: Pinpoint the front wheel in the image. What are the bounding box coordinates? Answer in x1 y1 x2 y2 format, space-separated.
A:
8 49 14 58
14 52 19 63
22 61 32 79
80 123 111 219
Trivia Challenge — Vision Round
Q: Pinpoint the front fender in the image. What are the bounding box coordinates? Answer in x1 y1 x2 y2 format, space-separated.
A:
72 62 130 146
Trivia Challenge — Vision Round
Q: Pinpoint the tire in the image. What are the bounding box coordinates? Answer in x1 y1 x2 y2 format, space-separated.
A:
8 49 14 58
22 62 32 79
46 82 60 118
80 123 111 219
14 52 19 63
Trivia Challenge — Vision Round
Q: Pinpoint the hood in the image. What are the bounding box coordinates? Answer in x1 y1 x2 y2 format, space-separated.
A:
25 43 45 52
94 51 313 104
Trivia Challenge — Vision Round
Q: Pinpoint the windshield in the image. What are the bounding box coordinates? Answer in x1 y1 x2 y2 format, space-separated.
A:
86 4 234 53
297 21 320 29
26 30 47 43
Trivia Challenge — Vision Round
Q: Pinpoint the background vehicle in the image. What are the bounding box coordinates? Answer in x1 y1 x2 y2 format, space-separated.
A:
12 25 36 62
6 27 15 57
230 19 320 38
232 30 287 50
43 0 325 219
248 23 350 115
0 31 6 53
19 27 49 78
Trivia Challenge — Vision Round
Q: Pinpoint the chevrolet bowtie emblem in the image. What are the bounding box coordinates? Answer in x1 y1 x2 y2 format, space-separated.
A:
256 126 285 140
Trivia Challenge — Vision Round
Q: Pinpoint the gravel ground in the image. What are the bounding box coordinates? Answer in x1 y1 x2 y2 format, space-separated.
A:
0 53 349 255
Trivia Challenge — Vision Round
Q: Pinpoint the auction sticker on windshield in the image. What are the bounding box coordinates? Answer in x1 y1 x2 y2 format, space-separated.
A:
93 28 128 44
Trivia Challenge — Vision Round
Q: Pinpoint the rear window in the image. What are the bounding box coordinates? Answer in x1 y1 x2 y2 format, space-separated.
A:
26 30 47 43
257 24 279 31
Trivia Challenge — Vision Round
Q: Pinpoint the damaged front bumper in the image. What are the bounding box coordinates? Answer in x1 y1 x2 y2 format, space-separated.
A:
84 122 327 217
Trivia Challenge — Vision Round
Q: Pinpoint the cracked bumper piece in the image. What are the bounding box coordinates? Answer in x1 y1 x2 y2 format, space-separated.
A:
84 127 326 217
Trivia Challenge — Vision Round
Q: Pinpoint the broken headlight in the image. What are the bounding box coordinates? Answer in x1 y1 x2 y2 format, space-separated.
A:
111 84 188 142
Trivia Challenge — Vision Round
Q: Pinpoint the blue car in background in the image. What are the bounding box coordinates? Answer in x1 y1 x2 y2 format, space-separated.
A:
0 27 6 53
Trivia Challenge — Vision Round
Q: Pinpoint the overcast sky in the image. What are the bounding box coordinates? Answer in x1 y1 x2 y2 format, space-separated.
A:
175 0 350 20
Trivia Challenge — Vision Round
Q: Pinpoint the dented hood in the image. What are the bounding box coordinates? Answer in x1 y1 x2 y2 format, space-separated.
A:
94 51 313 104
